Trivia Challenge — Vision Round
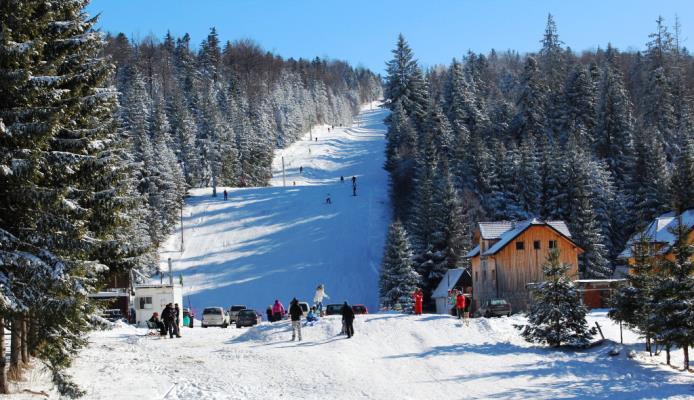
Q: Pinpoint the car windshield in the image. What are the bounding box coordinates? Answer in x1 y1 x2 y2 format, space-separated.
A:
203 308 221 315
490 300 508 306
353 306 365 312
326 305 342 313
239 310 255 317
230 306 246 311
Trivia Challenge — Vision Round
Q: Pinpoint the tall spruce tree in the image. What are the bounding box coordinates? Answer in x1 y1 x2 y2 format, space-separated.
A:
379 221 421 311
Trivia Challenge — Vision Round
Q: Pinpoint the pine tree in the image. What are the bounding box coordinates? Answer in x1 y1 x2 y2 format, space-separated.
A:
649 218 694 369
516 249 596 347
670 136 694 212
512 57 549 142
630 128 670 225
379 221 421 311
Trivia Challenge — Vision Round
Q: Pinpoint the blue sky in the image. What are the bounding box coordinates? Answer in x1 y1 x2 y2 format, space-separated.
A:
87 0 694 75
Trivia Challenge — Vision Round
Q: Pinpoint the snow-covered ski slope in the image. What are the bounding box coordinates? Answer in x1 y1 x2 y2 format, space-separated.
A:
158 102 390 313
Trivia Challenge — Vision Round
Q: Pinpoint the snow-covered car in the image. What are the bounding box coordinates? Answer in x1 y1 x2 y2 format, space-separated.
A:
236 309 262 328
325 304 344 316
228 305 246 323
476 299 511 318
351 304 368 315
201 307 229 328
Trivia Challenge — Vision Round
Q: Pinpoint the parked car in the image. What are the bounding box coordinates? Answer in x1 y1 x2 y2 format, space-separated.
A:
298 302 310 317
351 304 368 315
201 307 229 328
228 305 247 323
236 309 262 328
476 299 512 318
325 304 345 316
101 309 123 322
182 308 194 328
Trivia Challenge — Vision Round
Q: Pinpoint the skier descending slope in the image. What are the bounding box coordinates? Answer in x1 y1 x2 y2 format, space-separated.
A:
313 284 329 316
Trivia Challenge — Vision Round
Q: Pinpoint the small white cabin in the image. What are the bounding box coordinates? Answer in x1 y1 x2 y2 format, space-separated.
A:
134 283 183 327
432 268 472 315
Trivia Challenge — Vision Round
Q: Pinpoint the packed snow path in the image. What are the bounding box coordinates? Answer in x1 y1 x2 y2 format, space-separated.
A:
65 312 694 400
158 103 390 313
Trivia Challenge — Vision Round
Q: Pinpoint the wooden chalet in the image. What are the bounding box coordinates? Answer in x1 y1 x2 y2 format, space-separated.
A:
618 209 694 266
464 218 584 312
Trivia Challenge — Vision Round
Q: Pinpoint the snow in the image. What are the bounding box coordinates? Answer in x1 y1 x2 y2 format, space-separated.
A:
157 102 390 314
48 311 694 399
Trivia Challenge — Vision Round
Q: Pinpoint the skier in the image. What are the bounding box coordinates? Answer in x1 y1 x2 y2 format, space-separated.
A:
161 303 176 338
413 288 423 315
173 303 182 338
351 176 357 196
299 166 303 174
341 301 355 338
313 284 329 316
266 306 274 323
456 292 467 320
289 298 303 341
272 299 285 322
315 137 318 142
223 189 228 201
325 194 332 204
340 176 344 183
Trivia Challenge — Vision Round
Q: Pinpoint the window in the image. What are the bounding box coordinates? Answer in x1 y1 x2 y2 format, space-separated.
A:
549 240 557 249
475 271 478 281
533 240 541 250
516 241 525 250
139 296 152 309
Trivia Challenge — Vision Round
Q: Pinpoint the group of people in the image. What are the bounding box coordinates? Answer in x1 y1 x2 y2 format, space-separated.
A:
149 303 182 338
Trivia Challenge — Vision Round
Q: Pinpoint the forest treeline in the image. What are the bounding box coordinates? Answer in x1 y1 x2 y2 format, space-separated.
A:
380 15 694 306
0 1 380 395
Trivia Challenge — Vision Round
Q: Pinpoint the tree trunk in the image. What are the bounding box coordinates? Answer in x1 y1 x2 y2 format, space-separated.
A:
666 346 671 366
20 314 28 365
684 346 689 371
8 317 20 380
27 312 38 357
646 335 652 355
0 317 8 394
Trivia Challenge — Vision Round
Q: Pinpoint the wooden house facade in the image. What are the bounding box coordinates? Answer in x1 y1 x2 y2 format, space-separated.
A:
465 219 584 312
618 209 694 266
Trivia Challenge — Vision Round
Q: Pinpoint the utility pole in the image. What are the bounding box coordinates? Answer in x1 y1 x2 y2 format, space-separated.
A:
282 156 286 187
180 201 184 252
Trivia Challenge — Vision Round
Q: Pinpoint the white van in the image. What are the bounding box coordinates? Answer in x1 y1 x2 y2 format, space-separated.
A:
201 307 229 328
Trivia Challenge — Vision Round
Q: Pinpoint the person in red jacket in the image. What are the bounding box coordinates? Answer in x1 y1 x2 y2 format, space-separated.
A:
455 292 467 320
413 288 423 315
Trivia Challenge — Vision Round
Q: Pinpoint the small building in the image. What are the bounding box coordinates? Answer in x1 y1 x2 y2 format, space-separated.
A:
575 279 625 309
465 218 584 313
432 268 472 315
618 209 694 265
87 288 132 320
134 283 183 327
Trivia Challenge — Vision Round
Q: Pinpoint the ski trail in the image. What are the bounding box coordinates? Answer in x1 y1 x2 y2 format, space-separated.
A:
158 102 390 313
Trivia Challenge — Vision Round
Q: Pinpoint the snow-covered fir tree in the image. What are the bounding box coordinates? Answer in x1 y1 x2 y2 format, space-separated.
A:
379 221 421 311
516 250 596 347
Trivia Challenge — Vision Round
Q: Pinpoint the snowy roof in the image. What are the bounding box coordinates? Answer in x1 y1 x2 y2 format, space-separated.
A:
432 268 471 298
618 209 694 259
478 222 515 239
479 219 575 256
465 245 480 258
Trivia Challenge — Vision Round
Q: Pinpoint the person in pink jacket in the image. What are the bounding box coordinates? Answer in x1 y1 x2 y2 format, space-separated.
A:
272 299 285 322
